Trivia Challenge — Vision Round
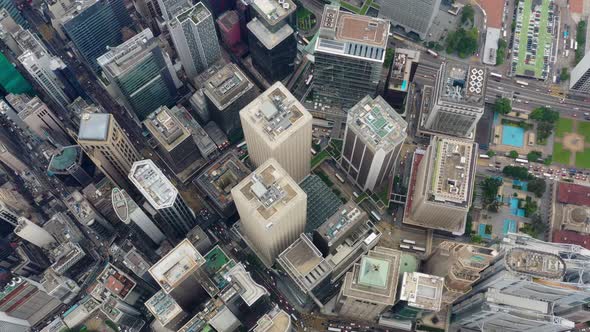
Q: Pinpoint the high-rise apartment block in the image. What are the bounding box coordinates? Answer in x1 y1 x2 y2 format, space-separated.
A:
98 28 179 121
203 63 257 136
240 82 312 182
59 0 133 72
247 0 297 82
232 158 307 267
423 241 497 305
335 247 401 321
378 0 441 39
112 187 166 245
341 96 407 192
420 62 486 138
405 136 477 235
314 5 389 113
169 2 221 78
570 52 590 93
77 113 142 191
398 272 444 313
145 290 189 330
14 217 57 249
129 159 196 240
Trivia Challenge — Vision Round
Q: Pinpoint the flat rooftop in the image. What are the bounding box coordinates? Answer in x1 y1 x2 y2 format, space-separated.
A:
203 63 253 111
97 29 156 77
176 2 211 25
253 306 291 332
437 62 486 107
97 264 136 300
399 272 444 312
123 248 151 276
557 182 590 206
234 159 303 221
251 0 296 26
195 152 249 210
144 106 191 152
389 49 420 92
347 95 407 151
504 248 566 280
316 201 366 247
148 239 206 292
223 263 268 306
145 290 184 326
299 174 343 233
77 113 111 141
429 136 476 205
48 145 83 174
64 191 96 224
129 160 178 210
247 18 293 50
240 82 311 148
277 234 332 293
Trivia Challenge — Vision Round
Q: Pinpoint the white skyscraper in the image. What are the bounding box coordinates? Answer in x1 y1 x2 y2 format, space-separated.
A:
111 187 166 245
240 82 312 182
168 2 221 79
14 217 57 249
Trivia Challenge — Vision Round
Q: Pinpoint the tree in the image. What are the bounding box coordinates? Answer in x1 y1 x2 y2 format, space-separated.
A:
528 178 547 197
496 39 508 65
544 155 553 165
494 97 512 114
530 107 559 123
560 68 570 81
384 48 394 68
481 177 503 212
508 150 519 158
524 197 538 217
461 5 475 25
519 214 547 239
487 150 496 157
503 166 530 180
537 121 555 142
471 235 484 244
446 27 479 58
527 150 542 162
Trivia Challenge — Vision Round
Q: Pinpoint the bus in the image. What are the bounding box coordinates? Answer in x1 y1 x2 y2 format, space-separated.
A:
479 154 490 159
575 41 579 50
392 34 406 42
427 49 439 57
290 314 298 321
565 50 570 57
236 141 246 148
353 191 360 198
328 328 342 332
311 148 317 155
571 39 575 49
335 174 345 183
515 158 529 164
490 72 503 79
412 246 426 252
301 36 310 45
400 244 411 249
402 239 416 245
370 211 382 221
516 80 529 87
305 74 313 86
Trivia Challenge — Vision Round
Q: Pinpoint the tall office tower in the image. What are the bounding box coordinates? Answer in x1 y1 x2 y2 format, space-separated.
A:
169 2 221 79
148 239 207 309
379 0 440 39
47 145 93 186
64 191 115 238
14 217 57 249
0 1 27 27
77 113 142 191
168 104 219 160
247 0 296 82
570 53 590 93
201 0 234 18
452 288 575 332
395 272 444 321
340 96 407 192
252 306 293 332
420 62 486 138
0 8 19 50
313 5 389 114
98 29 180 121
385 48 420 107
133 0 164 33
231 158 307 267
203 63 257 136
0 201 19 231
129 160 196 240
5 94 70 145
0 134 29 174
335 247 401 321
240 82 312 182
423 241 497 306
82 177 120 224
143 106 199 173
156 0 191 22
41 269 81 304
43 212 85 244
111 187 166 245
404 136 477 235
217 10 245 55
0 276 63 326
145 290 189 330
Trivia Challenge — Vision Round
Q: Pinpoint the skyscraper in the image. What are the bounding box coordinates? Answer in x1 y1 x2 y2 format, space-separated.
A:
169 2 221 79
128 159 196 240
60 0 133 73
0 1 27 27
77 113 142 191
570 52 590 93
240 82 312 182
98 28 180 121
340 95 407 192
404 136 477 235
111 187 166 245
231 158 307 267
419 62 486 138
0 276 63 326
313 5 389 115
247 0 297 82
47 145 93 186
14 217 57 249
379 0 441 39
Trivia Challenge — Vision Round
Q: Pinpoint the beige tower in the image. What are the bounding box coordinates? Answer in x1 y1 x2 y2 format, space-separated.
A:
231 158 307 266
240 82 312 182
77 113 142 190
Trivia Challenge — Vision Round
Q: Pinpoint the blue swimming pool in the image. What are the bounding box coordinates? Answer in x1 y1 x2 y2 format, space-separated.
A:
478 224 492 239
401 80 408 91
510 197 526 217
503 219 517 234
502 125 525 148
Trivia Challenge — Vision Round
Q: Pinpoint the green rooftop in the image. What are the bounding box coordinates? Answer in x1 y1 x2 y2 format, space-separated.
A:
0 52 34 96
358 256 390 288
49 146 80 172
399 253 419 276
204 246 230 275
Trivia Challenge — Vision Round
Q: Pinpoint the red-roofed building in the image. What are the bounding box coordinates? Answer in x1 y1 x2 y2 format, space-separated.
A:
557 182 590 206
570 0 584 14
553 230 590 250
479 0 504 29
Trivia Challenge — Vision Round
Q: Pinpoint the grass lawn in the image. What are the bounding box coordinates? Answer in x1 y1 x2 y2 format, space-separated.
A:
578 121 590 141
296 7 315 30
311 150 330 169
553 142 572 165
576 148 590 169
555 117 574 137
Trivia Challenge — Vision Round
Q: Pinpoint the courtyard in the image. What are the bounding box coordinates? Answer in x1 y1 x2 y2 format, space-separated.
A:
552 117 590 168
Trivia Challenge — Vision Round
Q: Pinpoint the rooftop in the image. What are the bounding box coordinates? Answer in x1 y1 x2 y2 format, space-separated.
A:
145 290 184 325
203 63 253 111
247 18 293 50
194 152 249 210
64 191 97 224
96 264 136 300
222 263 268 306
176 2 210 25
48 145 83 174
389 48 420 92
557 182 590 206
169 105 217 158
277 234 333 293
123 248 151 277
129 159 178 209
252 306 291 332
553 230 590 250
77 113 111 141
148 239 206 292
144 106 191 151
97 29 156 77
316 201 366 247
316 5 388 61
504 248 566 280
234 159 303 221
437 62 486 107
299 175 343 233
251 0 296 26
111 187 130 223
347 95 407 151
240 82 311 148
399 272 444 311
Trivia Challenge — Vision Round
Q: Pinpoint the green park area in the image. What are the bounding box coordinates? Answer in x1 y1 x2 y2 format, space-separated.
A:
514 0 552 79
552 142 571 165
578 121 590 141
296 6 316 31
552 117 590 168
555 117 573 138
